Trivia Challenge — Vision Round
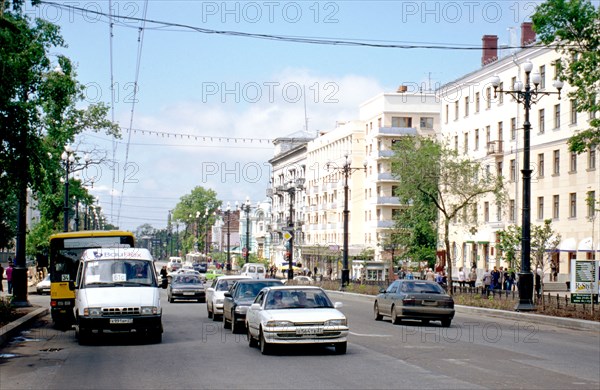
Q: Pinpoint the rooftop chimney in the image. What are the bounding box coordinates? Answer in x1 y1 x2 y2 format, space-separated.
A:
482 35 498 66
521 22 536 46
396 85 408 93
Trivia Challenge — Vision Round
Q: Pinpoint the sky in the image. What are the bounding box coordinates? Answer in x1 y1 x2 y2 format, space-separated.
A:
29 0 558 231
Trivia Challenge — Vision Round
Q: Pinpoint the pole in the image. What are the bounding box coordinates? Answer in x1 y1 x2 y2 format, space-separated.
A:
245 207 250 263
74 198 80 231
226 213 231 271
63 161 70 232
288 190 294 281
517 69 535 311
342 165 350 287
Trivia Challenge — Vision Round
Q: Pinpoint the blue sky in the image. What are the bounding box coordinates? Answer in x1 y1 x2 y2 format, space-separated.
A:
31 0 552 231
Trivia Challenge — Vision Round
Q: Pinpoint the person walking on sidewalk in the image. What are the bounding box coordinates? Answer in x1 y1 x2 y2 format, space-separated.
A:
6 258 14 295
0 262 4 292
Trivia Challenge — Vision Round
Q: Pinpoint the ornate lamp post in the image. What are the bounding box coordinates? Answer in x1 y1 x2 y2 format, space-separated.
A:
239 197 252 264
273 177 305 281
61 145 75 232
218 202 234 271
326 154 367 288
491 60 563 311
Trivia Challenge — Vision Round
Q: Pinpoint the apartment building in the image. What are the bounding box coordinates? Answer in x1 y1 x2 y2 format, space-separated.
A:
438 25 599 281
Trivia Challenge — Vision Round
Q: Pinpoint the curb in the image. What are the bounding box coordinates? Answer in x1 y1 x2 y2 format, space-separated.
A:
0 307 49 348
327 290 599 332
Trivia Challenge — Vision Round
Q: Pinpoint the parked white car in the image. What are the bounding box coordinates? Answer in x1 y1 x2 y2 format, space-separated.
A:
206 275 251 320
245 286 349 355
239 263 266 279
36 274 51 294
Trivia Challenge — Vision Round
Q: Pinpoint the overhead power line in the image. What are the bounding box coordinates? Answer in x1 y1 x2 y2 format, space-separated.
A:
39 1 566 51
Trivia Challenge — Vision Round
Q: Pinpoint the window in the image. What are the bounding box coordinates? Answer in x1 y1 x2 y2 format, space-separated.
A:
587 191 596 219
497 121 503 142
486 87 491 109
392 117 412 127
510 117 517 140
472 203 478 223
570 100 577 125
589 146 597 169
539 65 546 89
486 126 491 144
538 153 545 177
496 202 502 221
511 76 517 91
497 161 503 177
454 101 459 120
498 82 504 104
454 135 459 151
445 104 449 124
570 152 577 173
464 132 469 153
509 199 515 222
537 197 544 219
509 159 517 181
484 202 490 222
553 195 560 219
570 193 577 218
475 92 480 113
554 104 561 129
553 150 560 175
475 129 479 150
539 109 545 134
420 117 434 129
465 97 470 117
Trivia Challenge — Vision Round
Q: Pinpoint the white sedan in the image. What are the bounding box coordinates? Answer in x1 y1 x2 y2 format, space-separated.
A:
245 286 349 355
206 275 251 320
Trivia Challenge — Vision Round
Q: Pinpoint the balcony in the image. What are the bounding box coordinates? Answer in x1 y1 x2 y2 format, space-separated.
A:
375 127 418 136
377 150 395 159
487 140 504 157
377 173 398 181
488 221 505 230
376 220 395 228
376 196 400 205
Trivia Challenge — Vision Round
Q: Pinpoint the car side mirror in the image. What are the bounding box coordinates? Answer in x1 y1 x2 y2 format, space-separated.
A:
250 303 261 310
68 281 76 291
334 302 343 309
224 291 232 298
379 288 386 293
206 287 214 292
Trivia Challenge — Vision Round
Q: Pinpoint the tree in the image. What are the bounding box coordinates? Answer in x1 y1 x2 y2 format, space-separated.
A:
496 225 522 271
531 219 561 305
171 186 221 254
391 136 505 293
532 0 600 153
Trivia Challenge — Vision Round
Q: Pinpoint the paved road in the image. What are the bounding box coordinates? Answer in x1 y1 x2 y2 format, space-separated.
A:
0 288 598 389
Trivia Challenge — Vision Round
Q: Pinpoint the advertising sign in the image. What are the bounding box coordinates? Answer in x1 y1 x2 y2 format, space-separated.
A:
570 260 599 304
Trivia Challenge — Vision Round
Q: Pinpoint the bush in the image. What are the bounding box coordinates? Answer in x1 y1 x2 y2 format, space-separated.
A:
0 296 16 326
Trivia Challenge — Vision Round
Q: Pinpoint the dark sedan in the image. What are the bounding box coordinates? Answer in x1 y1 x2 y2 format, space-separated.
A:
168 274 206 303
223 279 284 333
373 280 455 327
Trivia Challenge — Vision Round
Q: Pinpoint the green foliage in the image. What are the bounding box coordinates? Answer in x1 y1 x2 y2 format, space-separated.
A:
532 0 600 153
0 296 16 326
531 219 561 272
497 225 522 271
26 219 56 257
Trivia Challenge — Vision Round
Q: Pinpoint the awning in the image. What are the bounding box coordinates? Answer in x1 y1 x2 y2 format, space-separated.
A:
577 237 595 251
558 238 577 252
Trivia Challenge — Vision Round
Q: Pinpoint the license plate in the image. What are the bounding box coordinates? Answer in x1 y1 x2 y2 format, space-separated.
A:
183 292 195 296
422 300 437 306
296 327 322 335
110 318 133 324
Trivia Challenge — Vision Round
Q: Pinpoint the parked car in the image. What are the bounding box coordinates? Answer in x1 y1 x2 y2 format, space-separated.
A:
239 263 266 279
36 274 51 294
206 275 251 320
284 275 314 285
168 274 206 303
204 269 225 281
223 279 284 333
246 286 349 355
373 280 455 327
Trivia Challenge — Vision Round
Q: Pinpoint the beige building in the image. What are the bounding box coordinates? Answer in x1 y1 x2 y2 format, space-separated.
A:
438 25 599 282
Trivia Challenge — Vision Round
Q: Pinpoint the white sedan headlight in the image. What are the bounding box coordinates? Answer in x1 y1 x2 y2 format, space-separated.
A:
265 320 294 328
325 318 347 326
141 306 160 315
83 307 102 317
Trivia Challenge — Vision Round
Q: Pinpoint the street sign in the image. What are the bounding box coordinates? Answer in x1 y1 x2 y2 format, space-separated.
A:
282 227 294 231
283 231 293 241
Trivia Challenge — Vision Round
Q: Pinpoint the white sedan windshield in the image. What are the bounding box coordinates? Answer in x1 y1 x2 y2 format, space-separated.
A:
265 289 332 310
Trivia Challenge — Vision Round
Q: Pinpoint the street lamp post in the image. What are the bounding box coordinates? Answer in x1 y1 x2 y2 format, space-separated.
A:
61 145 75 232
273 178 305 281
491 60 563 311
203 207 211 260
327 155 367 288
218 202 234 271
239 197 252 264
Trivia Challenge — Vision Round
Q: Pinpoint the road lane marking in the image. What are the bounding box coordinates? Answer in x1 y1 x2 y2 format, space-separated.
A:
349 332 392 337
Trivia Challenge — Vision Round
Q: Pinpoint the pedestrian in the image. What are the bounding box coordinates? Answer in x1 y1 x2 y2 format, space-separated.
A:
491 266 501 290
458 267 466 287
313 266 318 277
502 268 510 291
468 268 477 288
482 268 492 296
6 258 14 295
535 268 542 299
0 262 4 292
405 270 414 280
425 268 435 281
506 269 515 291
550 261 558 282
